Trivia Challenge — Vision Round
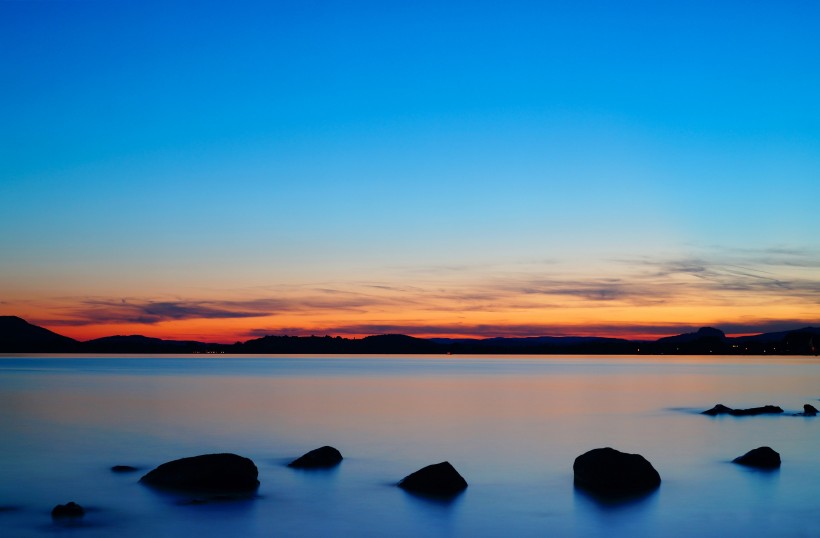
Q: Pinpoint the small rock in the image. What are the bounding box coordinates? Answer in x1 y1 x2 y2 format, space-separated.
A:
702 404 783 416
733 447 781 469
288 446 343 469
398 461 468 496
803 404 818 416
140 453 259 492
702 404 734 416
573 447 661 497
111 465 139 473
732 405 784 416
51 502 84 519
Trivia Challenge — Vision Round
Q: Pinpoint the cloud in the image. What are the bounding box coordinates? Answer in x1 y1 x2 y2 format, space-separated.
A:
50 299 266 326
28 246 820 336
48 287 410 327
644 257 820 302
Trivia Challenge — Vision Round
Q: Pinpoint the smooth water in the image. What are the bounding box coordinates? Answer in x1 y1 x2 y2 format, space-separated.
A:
0 355 818 537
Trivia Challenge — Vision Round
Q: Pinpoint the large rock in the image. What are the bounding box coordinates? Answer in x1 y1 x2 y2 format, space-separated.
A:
702 404 783 416
398 461 468 496
733 447 781 469
140 453 259 492
802 404 818 416
573 447 661 496
51 502 84 519
288 446 343 469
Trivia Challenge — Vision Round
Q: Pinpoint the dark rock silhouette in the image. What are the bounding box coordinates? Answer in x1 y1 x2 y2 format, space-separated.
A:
702 404 783 416
573 447 661 497
733 447 781 469
51 502 84 519
398 461 468 496
792 404 818 417
111 465 139 473
140 453 259 492
288 446 343 469
702 404 734 415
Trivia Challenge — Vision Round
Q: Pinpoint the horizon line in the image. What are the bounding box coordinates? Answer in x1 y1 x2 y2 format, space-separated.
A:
6 315 818 345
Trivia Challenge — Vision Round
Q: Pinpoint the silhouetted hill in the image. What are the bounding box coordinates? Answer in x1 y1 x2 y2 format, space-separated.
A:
0 316 78 352
0 316 817 355
82 335 215 354
233 333 440 354
733 327 820 355
431 335 638 354
648 327 728 354
235 334 355 354
657 327 726 344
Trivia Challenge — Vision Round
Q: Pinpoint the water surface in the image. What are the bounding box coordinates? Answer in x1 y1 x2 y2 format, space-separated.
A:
1 355 818 537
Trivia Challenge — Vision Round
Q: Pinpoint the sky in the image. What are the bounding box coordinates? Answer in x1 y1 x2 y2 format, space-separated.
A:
1 0 819 343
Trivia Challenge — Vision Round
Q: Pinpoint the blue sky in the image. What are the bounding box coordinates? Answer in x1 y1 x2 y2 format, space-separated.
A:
1 0 818 341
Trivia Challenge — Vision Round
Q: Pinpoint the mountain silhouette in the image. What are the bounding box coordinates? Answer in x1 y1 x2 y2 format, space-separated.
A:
0 316 78 352
0 316 817 355
83 335 215 354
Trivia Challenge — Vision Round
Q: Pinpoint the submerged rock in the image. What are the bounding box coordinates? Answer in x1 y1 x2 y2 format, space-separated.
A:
702 404 783 416
111 465 139 473
573 447 661 497
398 461 468 496
733 447 781 469
51 502 84 519
140 453 259 492
288 446 343 469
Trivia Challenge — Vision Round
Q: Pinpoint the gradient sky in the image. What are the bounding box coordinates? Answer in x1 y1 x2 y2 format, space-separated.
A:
1 0 819 343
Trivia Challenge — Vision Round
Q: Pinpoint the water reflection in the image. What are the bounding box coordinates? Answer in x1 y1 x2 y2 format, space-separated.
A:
573 484 660 509
573 486 660 536
400 488 467 506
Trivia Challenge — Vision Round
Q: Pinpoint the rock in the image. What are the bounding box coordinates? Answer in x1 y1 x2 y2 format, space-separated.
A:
111 465 139 473
573 447 661 497
140 453 259 492
288 446 343 469
51 502 84 519
702 404 783 416
732 405 784 416
733 447 781 469
398 461 468 496
803 404 818 416
702 404 734 416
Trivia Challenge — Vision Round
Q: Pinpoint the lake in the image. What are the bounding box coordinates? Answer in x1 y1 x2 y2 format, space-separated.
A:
0 354 818 537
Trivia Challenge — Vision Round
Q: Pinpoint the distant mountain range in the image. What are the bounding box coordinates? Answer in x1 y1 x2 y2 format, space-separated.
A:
1 316 818 355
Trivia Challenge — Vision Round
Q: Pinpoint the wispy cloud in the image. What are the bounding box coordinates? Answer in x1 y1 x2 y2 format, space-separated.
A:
27 246 820 338
47 298 272 326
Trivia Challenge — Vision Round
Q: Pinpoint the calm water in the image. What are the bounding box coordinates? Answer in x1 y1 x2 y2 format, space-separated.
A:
0 354 818 537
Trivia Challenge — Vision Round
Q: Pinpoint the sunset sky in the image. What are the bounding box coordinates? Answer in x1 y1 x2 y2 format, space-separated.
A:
2 1 818 343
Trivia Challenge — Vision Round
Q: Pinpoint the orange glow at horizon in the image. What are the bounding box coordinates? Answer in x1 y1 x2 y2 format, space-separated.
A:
36 305 817 345
7 254 819 344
